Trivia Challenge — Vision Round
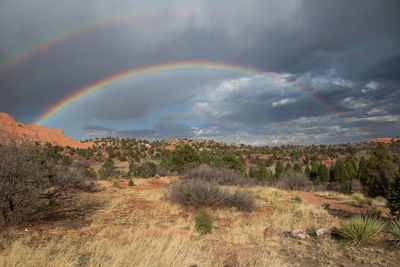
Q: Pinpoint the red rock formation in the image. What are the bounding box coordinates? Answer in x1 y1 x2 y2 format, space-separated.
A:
368 137 400 144
0 113 91 148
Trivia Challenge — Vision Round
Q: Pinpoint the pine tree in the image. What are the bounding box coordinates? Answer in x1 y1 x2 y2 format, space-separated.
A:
309 161 319 182
317 164 330 183
274 161 284 181
256 165 267 181
357 157 367 179
293 163 302 174
333 159 351 193
345 161 356 179
360 143 396 197
305 166 311 178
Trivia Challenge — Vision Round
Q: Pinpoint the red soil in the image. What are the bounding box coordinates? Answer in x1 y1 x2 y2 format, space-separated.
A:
0 112 91 148
296 191 391 217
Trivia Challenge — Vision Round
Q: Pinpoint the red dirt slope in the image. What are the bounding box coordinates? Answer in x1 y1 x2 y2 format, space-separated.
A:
0 113 91 148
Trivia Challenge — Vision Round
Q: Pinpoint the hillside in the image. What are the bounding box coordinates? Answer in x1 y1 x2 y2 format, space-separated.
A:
0 113 91 148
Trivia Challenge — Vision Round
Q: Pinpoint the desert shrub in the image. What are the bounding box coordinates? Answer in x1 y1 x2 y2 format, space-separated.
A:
51 167 95 192
83 167 97 179
182 165 248 186
128 178 135 186
130 162 157 178
169 179 255 211
338 216 386 244
0 144 49 225
390 218 400 244
214 152 245 173
276 171 312 191
98 158 116 179
194 207 213 235
163 144 202 173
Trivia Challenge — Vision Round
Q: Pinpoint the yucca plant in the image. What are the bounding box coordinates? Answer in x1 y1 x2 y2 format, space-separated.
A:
390 218 400 244
338 216 386 244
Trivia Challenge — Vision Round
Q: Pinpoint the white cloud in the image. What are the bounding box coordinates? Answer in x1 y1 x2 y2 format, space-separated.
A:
348 115 400 122
342 97 369 109
362 81 379 93
271 98 296 107
367 107 387 115
332 78 353 88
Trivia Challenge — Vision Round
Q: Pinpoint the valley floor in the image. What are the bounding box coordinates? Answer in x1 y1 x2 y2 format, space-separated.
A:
0 177 399 266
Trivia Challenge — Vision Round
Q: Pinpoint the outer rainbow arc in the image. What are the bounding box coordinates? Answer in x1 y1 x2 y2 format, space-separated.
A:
0 5 201 74
32 61 365 138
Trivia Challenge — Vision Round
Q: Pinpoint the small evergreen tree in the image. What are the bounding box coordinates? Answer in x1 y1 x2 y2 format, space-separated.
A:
357 157 367 179
317 164 330 183
293 163 302 174
256 165 267 181
274 161 284 181
333 159 351 193
360 143 396 197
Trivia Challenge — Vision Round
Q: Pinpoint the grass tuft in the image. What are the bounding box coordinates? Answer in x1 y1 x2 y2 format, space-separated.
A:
338 216 386 244
390 218 400 244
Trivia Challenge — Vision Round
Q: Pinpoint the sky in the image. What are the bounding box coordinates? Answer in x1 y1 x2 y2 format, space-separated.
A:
0 0 399 145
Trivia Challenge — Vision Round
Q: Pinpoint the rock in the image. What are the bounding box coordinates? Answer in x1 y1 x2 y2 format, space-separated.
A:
263 227 276 238
316 228 332 237
291 229 310 239
0 112 92 148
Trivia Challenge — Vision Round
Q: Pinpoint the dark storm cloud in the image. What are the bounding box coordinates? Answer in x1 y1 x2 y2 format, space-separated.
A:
1 0 399 144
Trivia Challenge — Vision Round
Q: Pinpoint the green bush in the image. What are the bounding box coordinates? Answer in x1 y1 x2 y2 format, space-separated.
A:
388 172 400 218
338 216 386 244
99 158 116 179
195 207 213 235
128 178 135 187
165 144 202 173
84 167 97 179
360 143 396 197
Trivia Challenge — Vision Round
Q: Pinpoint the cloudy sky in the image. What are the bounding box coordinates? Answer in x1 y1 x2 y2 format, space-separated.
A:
1 0 399 145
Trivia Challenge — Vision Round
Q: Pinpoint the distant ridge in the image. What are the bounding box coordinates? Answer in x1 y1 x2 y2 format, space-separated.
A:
0 112 91 148
368 137 400 144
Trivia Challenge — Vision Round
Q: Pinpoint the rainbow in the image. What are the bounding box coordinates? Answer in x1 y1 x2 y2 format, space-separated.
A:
33 61 365 137
0 5 199 74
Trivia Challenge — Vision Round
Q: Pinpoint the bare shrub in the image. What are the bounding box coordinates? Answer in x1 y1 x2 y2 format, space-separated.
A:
0 144 95 226
52 167 95 192
0 144 49 225
276 171 313 191
169 179 255 211
182 165 248 186
352 179 363 192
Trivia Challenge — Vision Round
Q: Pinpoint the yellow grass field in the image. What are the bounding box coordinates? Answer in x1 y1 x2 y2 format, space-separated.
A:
0 177 399 266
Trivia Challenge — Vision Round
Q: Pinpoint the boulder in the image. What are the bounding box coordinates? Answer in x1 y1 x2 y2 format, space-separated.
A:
291 229 310 239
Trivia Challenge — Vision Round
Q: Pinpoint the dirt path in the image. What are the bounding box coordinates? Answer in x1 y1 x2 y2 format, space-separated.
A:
296 192 390 217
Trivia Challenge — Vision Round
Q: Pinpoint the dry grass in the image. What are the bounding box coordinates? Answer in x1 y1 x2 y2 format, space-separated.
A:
314 191 387 209
0 178 399 266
